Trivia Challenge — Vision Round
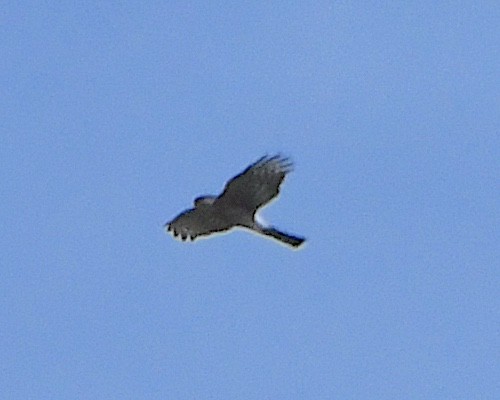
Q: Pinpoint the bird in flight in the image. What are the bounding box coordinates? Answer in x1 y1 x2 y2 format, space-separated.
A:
165 155 305 248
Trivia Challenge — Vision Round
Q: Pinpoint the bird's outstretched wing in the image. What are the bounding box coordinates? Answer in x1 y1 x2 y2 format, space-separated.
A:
165 207 232 241
217 155 293 213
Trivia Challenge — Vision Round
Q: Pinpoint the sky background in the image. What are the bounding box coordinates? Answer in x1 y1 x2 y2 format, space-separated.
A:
1 2 498 399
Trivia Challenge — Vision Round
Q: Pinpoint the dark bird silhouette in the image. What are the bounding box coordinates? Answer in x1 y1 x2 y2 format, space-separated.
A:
165 155 305 248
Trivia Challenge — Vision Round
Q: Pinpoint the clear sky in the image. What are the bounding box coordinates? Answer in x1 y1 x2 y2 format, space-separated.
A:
1 2 498 399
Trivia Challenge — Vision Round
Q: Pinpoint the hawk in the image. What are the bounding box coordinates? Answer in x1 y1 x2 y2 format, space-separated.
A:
165 155 305 248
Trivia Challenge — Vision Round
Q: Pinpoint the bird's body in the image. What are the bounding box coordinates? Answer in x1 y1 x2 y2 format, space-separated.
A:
165 155 305 248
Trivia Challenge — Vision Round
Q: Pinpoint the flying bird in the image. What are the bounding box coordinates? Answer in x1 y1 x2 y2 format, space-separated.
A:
165 155 305 248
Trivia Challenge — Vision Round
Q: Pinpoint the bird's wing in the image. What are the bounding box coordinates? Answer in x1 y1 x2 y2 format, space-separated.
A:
165 207 231 241
217 155 293 213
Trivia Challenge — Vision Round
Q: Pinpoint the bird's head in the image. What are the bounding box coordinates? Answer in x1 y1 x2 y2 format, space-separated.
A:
194 196 217 207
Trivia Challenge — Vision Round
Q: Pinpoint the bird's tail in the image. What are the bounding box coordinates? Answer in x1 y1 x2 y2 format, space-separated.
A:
260 227 305 248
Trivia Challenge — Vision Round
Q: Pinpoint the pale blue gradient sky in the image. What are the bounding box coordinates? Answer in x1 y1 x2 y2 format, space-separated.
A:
1 2 498 399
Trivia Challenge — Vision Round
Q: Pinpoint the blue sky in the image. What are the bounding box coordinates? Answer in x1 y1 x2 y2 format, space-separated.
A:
1 2 498 399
